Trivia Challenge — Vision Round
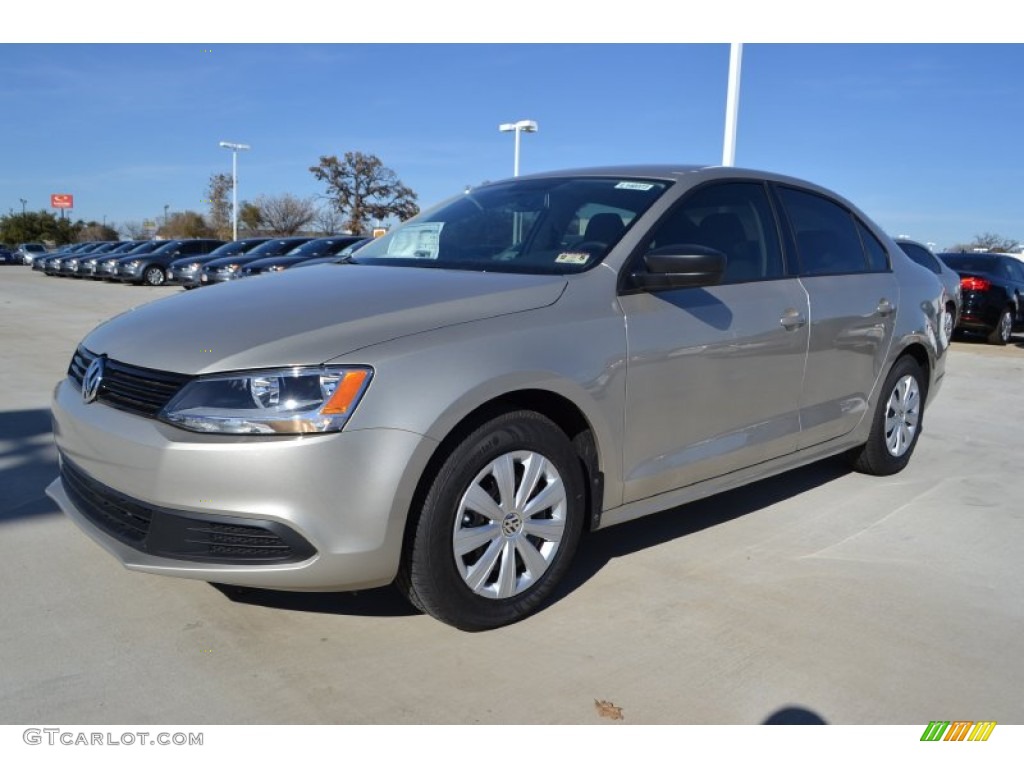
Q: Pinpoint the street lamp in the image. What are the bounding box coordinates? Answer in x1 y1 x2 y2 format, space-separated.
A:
19 198 27 214
219 140 251 241
498 120 538 177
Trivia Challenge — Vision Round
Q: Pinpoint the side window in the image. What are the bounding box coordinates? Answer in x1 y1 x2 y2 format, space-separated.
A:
857 221 889 271
643 182 783 284
1005 258 1024 282
900 242 940 274
777 187 869 276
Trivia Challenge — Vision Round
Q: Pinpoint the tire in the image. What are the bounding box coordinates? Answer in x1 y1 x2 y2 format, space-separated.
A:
143 265 166 286
850 356 925 476
987 308 1012 345
941 304 955 347
397 410 585 631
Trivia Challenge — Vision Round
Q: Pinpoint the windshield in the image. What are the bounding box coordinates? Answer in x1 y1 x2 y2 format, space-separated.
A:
941 255 997 273
248 239 307 257
353 176 669 274
122 241 161 255
207 240 255 257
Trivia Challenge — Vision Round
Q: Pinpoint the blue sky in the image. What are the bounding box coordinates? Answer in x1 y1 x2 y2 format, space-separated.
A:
2 39 1022 249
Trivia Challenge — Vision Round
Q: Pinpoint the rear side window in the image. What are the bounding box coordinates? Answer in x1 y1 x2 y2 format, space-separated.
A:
899 241 940 274
777 187 874 276
1005 258 1024 282
857 222 889 271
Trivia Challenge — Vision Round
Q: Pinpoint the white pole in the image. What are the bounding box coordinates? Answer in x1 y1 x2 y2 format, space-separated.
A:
722 43 743 167
231 148 238 241
513 127 522 177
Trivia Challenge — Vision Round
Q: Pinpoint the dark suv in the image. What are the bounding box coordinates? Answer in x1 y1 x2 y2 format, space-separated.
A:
938 252 1024 344
115 239 225 285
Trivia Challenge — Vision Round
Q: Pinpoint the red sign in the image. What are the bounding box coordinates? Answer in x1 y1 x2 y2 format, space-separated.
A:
51 194 74 209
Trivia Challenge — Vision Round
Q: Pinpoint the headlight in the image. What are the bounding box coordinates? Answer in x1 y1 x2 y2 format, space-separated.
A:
267 265 286 272
159 366 372 435
219 263 241 273
125 259 140 268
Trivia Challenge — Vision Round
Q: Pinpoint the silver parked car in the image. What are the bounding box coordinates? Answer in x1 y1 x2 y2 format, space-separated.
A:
895 237 961 345
48 165 947 630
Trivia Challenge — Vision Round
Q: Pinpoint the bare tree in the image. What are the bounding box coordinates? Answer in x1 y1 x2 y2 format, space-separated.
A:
119 220 150 240
312 203 346 235
253 193 317 235
206 173 233 240
309 151 419 235
947 232 1021 253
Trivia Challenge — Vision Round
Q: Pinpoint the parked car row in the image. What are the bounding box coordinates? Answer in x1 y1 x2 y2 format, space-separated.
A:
28 236 371 287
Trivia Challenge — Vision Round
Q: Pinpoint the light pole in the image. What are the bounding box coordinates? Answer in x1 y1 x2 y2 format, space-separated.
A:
219 140 250 241
164 204 170 227
722 43 743 167
19 198 27 214
498 120 538 177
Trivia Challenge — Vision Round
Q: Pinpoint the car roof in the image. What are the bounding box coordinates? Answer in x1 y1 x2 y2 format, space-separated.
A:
490 164 859 204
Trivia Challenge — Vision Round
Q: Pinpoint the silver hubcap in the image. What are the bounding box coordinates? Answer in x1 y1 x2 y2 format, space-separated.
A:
942 310 954 345
1000 312 1012 342
452 450 567 600
885 374 920 457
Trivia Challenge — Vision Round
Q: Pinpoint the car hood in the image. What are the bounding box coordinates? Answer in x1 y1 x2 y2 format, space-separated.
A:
81 264 567 374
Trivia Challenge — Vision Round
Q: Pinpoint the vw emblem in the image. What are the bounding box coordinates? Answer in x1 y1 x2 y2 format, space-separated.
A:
82 357 106 404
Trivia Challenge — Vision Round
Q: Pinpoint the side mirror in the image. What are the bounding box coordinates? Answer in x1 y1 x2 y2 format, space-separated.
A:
629 244 726 291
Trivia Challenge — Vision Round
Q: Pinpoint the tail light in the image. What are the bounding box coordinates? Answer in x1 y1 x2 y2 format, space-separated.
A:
961 276 991 291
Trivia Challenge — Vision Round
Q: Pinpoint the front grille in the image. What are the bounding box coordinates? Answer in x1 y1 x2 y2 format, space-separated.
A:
69 346 191 418
59 456 316 564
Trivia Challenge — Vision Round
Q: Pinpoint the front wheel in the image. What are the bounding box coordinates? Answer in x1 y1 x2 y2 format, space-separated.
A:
143 266 166 286
397 411 586 631
850 357 925 476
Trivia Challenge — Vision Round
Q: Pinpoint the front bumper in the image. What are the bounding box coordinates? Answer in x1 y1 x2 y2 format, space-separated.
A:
49 377 436 591
168 267 201 287
199 270 240 285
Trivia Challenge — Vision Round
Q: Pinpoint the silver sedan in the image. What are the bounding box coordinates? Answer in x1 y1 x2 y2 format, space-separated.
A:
48 165 947 630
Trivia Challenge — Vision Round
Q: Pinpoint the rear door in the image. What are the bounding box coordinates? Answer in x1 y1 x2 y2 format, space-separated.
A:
773 185 898 449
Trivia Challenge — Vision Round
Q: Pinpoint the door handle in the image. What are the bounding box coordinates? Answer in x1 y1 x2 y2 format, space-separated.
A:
876 298 895 316
779 308 806 330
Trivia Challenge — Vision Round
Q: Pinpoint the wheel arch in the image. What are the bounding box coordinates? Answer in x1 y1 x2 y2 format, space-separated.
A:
400 389 606 576
893 341 932 403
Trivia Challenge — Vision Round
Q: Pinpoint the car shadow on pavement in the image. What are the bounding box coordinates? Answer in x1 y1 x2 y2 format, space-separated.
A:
762 705 829 724
0 408 61 524
210 582 419 618
550 454 853 606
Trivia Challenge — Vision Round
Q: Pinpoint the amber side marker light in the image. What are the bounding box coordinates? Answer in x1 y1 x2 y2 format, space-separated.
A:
322 370 370 415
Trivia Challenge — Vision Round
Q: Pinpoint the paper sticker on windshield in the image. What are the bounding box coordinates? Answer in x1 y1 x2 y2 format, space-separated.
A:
614 182 655 191
386 222 444 259
556 252 590 265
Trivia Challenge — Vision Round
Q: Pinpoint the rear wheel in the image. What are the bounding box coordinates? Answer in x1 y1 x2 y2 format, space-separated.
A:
987 308 1012 345
850 356 924 476
397 411 585 631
